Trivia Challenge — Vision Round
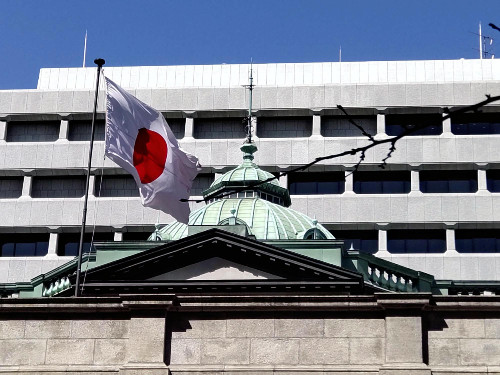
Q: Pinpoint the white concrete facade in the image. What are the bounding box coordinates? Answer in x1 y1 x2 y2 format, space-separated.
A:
1 58 500 282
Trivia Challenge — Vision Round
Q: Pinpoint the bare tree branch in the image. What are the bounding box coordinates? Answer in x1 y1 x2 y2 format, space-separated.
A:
181 94 500 203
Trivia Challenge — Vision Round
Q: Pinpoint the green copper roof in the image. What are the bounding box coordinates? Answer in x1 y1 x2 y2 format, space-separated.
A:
202 143 291 207
154 197 334 241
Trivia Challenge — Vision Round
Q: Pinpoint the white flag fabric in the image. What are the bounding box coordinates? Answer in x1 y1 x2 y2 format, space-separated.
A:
104 77 201 224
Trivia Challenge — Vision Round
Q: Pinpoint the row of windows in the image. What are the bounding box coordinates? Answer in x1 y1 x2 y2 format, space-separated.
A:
0 170 499 199
1 229 499 257
289 170 499 195
4 113 500 142
335 229 500 254
0 232 152 257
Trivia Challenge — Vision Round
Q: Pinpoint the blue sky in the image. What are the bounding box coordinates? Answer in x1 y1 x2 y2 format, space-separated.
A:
1 0 500 89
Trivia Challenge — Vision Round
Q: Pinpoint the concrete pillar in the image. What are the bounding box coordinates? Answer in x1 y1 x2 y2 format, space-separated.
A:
251 116 258 139
378 228 388 253
279 172 288 189
0 121 7 141
114 231 123 241
312 114 321 136
478 168 488 192
411 169 420 192
21 175 32 198
47 233 59 256
125 317 167 366
184 117 194 138
445 227 458 254
88 175 96 196
58 119 69 140
442 114 452 134
344 170 354 193
376 113 386 136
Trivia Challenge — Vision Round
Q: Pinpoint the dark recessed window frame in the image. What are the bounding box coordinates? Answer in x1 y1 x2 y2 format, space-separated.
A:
288 172 345 195
387 229 446 254
487 170 500 192
385 114 443 136
6 121 60 142
419 170 478 193
353 171 410 194
94 175 140 198
57 232 114 257
333 230 379 254
451 113 500 135
0 234 49 257
455 229 500 253
68 120 106 141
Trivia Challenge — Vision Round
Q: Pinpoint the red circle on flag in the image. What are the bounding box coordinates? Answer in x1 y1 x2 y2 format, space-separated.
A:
133 128 168 184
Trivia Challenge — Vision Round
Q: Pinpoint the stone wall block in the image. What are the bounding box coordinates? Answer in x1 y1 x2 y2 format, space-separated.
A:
45 338 94 365
459 338 500 365
428 338 459 366
250 338 299 364
172 319 226 339
385 316 422 364
274 318 324 337
428 318 485 339
201 338 250 364
71 320 129 339
298 338 349 364
126 317 165 363
170 338 202 364
485 319 500 338
0 320 25 339
226 319 274 338
347 337 385 365
25 320 71 338
0 339 46 365
325 318 384 338
93 338 128 365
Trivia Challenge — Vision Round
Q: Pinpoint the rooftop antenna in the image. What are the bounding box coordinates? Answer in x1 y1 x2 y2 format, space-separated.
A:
339 45 342 63
243 59 254 143
83 30 88 67
480 22 483 59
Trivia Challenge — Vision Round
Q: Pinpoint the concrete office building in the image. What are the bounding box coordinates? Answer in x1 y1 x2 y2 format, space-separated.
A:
0 58 500 284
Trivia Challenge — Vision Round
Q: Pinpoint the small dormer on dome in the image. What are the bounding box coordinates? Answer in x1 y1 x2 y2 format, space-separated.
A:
202 142 291 207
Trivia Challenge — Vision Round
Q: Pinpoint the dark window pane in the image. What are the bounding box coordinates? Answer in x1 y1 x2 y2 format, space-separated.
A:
122 231 154 241
68 120 105 141
386 114 442 136
164 118 185 139
0 234 49 257
58 232 113 256
289 172 345 195
451 113 500 135
420 170 477 193
193 118 246 139
321 116 376 137
388 230 446 253
95 175 140 197
0 177 23 199
32 176 86 198
456 230 500 253
333 230 378 254
257 117 312 138
354 171 410 194
487 170 500 192
6 121 60 142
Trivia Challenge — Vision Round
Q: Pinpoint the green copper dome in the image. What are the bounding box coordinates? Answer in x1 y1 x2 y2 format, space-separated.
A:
154 197 333 241
150 142 333 241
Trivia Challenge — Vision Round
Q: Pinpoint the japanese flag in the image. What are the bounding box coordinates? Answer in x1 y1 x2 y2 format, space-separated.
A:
104 77 201 224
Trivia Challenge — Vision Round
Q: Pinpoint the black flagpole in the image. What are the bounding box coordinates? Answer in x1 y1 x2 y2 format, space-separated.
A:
75 58 105 297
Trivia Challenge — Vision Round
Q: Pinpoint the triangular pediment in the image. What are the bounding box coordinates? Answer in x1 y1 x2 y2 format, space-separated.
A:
148 257 283 281
68 228 364 296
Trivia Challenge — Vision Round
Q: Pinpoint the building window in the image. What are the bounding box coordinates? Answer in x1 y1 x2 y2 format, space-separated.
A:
191 173 215 196
122 231 154 241
321 116 377 137
193 118 245 139
419 170 477 193
165 118 185 139
487 170 500 192
385 114 442 136
288 172 345 195
68 120 105 141
353 171 410 194
57 232 114 257
0 234 49 257
95 175 140 197
257 117 312 138
31 176 86 198
6 121 60 142
451 113 500 135
333 230 378 254
387 230 446 253
455 230 500 253
0 177 23 199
